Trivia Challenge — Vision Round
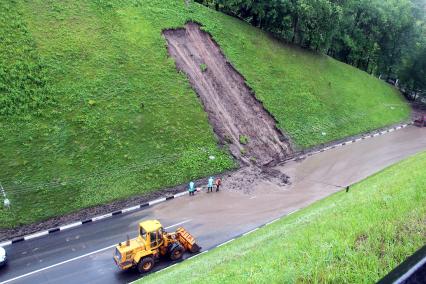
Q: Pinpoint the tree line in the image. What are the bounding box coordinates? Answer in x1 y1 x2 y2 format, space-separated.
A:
195 0 426 98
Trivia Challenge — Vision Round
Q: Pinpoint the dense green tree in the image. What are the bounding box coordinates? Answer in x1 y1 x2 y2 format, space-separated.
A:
296 0 342 51
195 0 426 96
398 0 426 98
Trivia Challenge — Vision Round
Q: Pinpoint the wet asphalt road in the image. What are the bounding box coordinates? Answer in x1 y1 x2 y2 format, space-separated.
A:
0 126 425 284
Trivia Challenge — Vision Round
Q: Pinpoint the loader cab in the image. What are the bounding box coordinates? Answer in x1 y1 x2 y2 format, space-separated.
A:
138 220 164 250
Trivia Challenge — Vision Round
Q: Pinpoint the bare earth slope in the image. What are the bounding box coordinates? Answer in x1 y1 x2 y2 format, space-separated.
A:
163 23 292 166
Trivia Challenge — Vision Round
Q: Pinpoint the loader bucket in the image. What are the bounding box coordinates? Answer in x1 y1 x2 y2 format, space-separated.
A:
176 227 201 253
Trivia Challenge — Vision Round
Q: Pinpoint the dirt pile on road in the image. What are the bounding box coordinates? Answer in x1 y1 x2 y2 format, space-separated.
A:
163 23 292 166
223 167 291 194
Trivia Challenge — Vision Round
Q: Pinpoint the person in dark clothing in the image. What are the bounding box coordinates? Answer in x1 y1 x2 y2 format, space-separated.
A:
215 178 222 192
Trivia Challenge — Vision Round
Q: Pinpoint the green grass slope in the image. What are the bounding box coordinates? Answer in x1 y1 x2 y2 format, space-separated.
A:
141 151 426 283
0 0 409 228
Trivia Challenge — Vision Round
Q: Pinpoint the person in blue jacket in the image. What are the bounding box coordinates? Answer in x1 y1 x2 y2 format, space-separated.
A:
188 181 195 196
207 177 214 193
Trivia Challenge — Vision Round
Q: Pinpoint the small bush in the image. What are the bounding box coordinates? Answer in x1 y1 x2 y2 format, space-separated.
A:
239 134 249 145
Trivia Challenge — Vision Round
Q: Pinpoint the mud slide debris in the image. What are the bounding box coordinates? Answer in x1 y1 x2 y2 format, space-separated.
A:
163 23 292 166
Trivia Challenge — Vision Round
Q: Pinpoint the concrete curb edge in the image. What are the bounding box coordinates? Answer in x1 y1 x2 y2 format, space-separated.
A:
0 191 189 248
283 122 412 163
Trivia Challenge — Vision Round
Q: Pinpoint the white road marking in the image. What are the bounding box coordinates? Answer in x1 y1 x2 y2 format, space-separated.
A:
249 196 256 200
0 220 191 284
287 209 298 215
243 228 259 236
217 238 235 248
266 218 280 225
162 263 178 271
187 250 208 261
164 219 191 229
0 244 118 284
130 249 210 283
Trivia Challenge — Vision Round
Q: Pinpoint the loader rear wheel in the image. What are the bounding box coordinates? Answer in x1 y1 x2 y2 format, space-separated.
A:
169 244 184 261
137 257 154 273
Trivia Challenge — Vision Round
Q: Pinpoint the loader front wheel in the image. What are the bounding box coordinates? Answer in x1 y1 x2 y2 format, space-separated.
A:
137 257 154 273
169 244 184 261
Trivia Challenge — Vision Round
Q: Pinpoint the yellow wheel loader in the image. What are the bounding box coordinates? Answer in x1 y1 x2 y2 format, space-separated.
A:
113 220 201 273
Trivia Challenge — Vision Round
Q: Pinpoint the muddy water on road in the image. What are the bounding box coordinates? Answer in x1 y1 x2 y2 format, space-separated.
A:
152 126 426 248
217 125 426 197
163 23 292 166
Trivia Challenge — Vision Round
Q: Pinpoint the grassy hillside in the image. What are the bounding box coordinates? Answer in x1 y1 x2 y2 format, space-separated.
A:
141 151 426 283
0 0 409 228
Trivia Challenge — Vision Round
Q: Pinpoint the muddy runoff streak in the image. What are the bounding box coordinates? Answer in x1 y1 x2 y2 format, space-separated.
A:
163 23 292 166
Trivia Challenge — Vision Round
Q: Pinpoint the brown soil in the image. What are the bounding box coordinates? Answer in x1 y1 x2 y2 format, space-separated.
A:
163 23 292 166
222 166 290 194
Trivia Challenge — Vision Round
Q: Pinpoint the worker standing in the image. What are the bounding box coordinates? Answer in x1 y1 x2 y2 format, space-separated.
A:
188 181 195 196
207 177 214 193
215 177 222 192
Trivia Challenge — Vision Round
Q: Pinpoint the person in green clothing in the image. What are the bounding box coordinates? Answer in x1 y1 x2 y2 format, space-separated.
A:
207 177 214 193
188 181 195 196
